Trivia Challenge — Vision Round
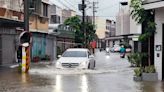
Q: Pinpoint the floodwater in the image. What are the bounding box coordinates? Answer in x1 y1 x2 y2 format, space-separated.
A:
0 51 164 92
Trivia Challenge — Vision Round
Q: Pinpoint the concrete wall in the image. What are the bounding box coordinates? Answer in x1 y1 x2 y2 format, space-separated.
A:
116 5 130 36
154 7 164 80
130 15 141 34
95 17 107 39
29 15 49 32
116 15 121 36
0 0 23 12
46 36 56 61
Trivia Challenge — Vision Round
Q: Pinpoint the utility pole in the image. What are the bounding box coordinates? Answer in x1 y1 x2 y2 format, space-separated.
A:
92 2 98 28
20 0 31 73
82 0 86 47
24 0 29 32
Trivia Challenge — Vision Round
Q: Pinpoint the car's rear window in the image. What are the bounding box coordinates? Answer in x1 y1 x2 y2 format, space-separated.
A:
62 51 87 57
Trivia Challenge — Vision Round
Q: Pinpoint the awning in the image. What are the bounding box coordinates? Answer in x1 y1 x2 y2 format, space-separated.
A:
0 17 24 27
143 1 164 10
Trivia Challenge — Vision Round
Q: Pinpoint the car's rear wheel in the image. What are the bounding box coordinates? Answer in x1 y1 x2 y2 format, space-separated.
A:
93 61 96 68
88 63 91 69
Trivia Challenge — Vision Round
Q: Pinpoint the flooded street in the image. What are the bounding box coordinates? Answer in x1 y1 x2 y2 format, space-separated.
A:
0 50 164 92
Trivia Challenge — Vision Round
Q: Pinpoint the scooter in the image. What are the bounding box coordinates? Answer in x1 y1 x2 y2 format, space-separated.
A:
120 53 125 58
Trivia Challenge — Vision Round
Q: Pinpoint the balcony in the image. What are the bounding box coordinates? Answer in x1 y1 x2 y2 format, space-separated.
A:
0 0 23 12
143 0 164 10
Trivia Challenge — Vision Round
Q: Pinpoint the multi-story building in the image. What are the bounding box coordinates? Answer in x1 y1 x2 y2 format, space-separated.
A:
105 20 116 47
142 0 164 80
94 17 108 48
0 0 57 65
48 3 76 55
0 0 24 65
48 4 62 24
28 0 54 61
108 2 141 52
62 9 76 23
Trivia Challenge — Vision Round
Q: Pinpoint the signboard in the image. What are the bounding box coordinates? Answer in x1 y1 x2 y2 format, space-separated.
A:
155 45 162 51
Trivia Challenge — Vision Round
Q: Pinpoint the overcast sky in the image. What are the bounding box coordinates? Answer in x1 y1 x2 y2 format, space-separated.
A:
50 0 123 20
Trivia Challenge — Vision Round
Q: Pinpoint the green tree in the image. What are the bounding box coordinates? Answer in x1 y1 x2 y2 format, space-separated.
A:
130 0 156 66
64 16 96 47
130 0 156 41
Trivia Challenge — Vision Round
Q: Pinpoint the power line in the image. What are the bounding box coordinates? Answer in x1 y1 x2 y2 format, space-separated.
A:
56 0 81 14
62 0 81 14
63 0 77 10
56 0 76 11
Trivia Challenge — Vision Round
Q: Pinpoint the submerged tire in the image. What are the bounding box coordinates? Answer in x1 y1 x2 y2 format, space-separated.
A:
88 63 91 69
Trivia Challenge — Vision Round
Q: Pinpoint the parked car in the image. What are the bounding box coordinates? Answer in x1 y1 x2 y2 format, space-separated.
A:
110 45 121 52
56 48 96 69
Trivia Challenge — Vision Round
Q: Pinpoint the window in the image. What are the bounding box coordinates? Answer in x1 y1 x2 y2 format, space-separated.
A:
50 15 60 24
29 0 41 14
62 51 87 57
29 0 36 12
43 3 48 17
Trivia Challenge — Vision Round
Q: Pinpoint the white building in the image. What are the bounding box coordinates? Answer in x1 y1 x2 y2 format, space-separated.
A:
108 1 141 52
143 0 164 80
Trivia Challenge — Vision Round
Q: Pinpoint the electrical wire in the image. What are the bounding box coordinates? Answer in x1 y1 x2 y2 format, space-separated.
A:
56 0 75 11
56 0 81 14
63 0 77 10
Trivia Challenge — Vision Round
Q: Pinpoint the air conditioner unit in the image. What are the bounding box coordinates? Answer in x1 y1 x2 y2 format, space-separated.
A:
12 16 19 20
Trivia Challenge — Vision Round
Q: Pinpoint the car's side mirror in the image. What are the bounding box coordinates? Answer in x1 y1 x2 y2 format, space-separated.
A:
89 55 94 58
58 55 62 58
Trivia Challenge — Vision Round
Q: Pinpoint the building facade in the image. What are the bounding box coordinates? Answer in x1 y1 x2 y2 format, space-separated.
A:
62 9 76 23
107 2 141 52
48 3 76 57
28 0 55 61
143 0 164 80
105 20 116 47
0 0 24 65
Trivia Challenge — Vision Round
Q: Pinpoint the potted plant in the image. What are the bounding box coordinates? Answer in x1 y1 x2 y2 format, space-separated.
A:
127 52 146 67
133 67 142 81
142 65 158 81
33 56 40 62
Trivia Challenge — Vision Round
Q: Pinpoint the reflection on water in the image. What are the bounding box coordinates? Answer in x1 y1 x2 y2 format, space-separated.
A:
52 74 89 92
53 75 62 92
21 73 28 83
106 55 110 59
81 75 88 92
140 82 164 92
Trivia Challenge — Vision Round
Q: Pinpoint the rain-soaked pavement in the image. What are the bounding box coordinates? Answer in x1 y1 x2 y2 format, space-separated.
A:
0 50 164 92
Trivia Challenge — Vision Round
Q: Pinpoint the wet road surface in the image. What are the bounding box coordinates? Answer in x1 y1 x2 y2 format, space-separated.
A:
0 50 164 92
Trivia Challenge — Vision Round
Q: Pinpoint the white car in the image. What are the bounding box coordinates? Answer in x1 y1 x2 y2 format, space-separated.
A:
56 48 96 69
